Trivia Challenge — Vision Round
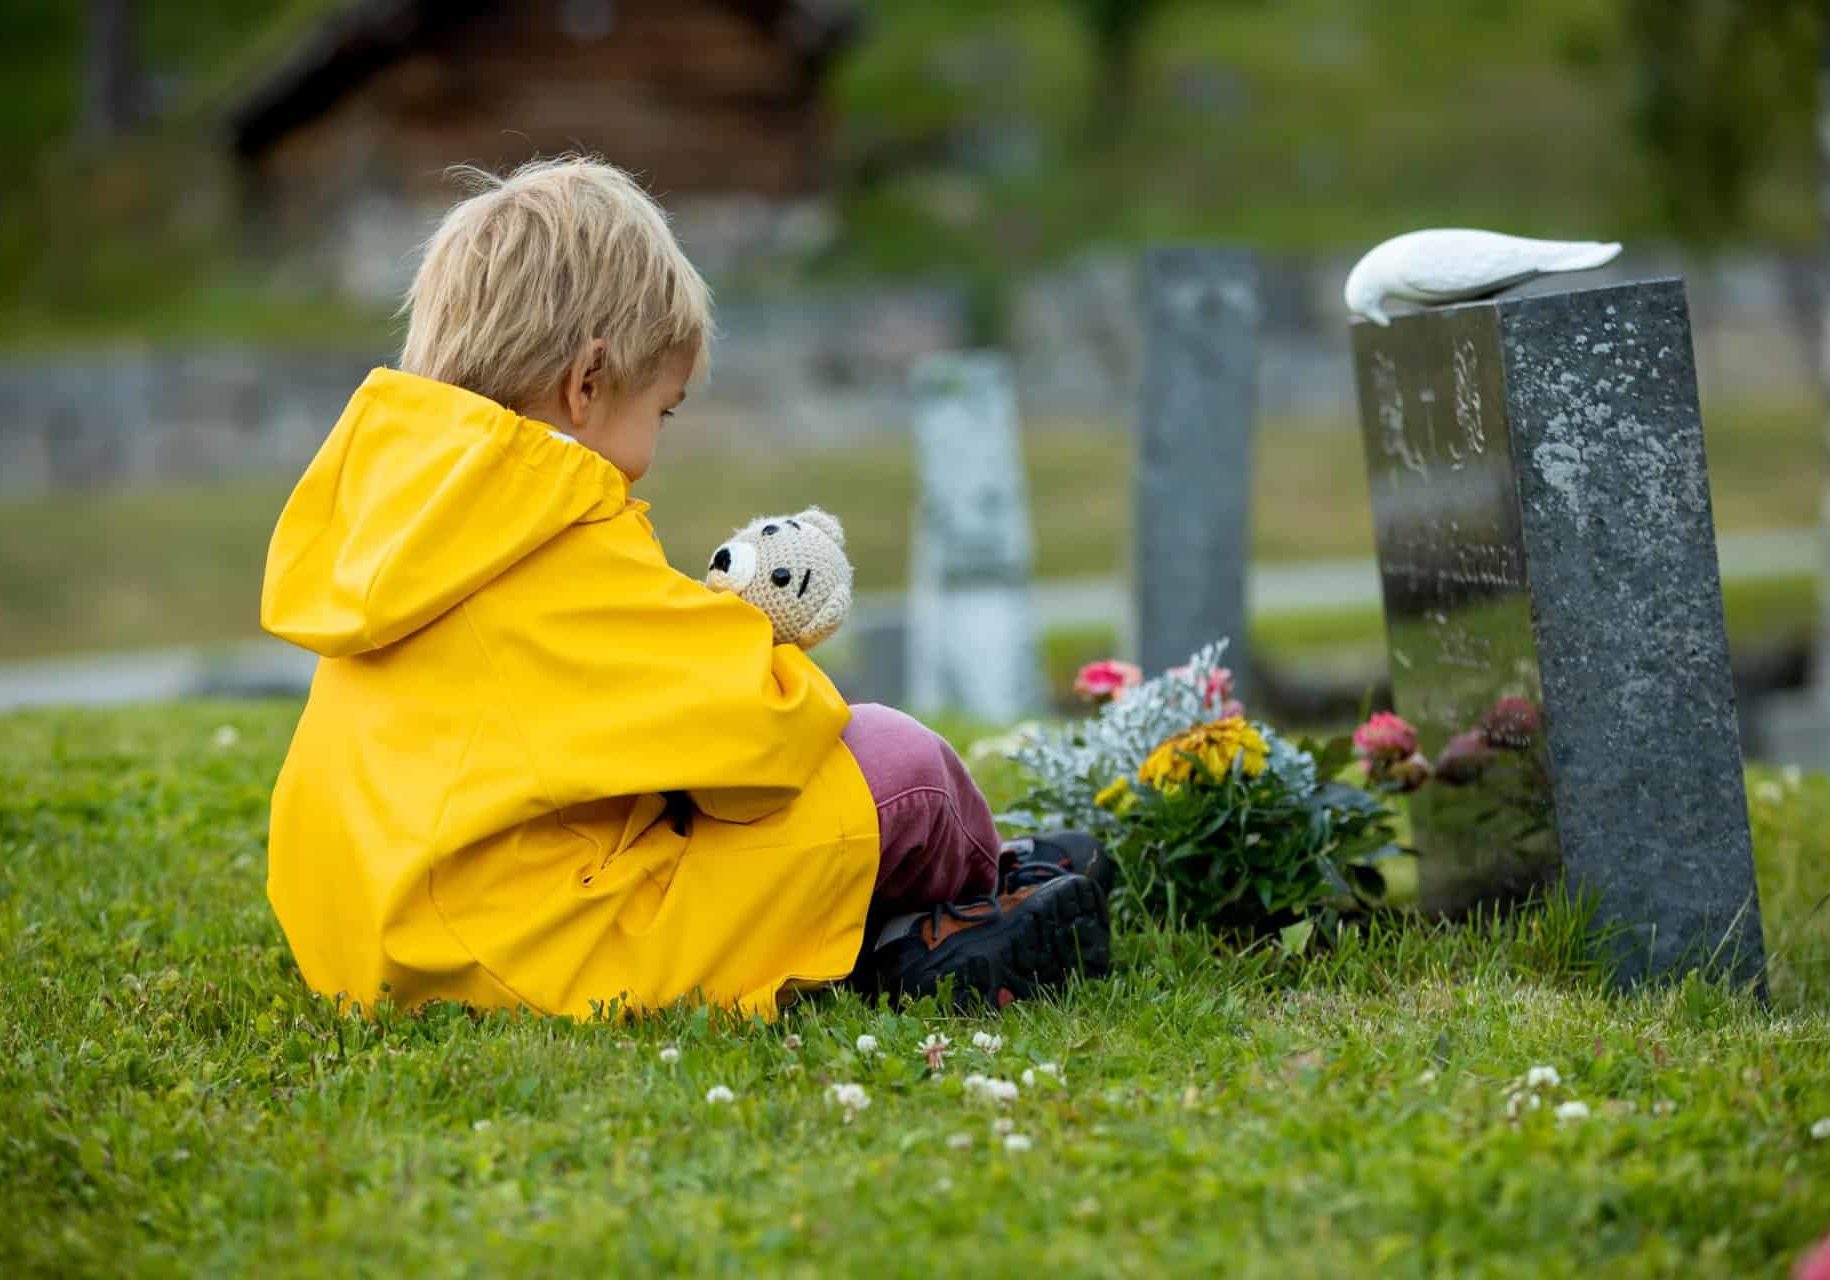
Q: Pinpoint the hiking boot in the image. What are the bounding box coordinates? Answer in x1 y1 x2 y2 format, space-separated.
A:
863 873 1111 1011
999 831 1114 897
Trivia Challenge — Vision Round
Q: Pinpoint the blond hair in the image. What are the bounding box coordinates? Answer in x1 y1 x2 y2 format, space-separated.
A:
399 156 712 409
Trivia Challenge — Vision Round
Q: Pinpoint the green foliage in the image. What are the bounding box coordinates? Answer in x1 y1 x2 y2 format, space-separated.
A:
1621 0 1820 245
1 701 1829 1274
1106 734 1400 942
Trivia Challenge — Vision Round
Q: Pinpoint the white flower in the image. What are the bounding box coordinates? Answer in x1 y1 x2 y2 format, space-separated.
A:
1416 1069 1438 1086
705 1085 736 1105
935 1176 954 1193
946 1133 973 1151
1755 780 1784 805
212 725 240 749
1811 1117 1830 1140
826 1083 870 1119
964 1074 1019 1104
854 1034 878 1056
1022 1062 1063 1086
1505 1090 1542 1118
920 1033 951 1070
1021 1068 1035 1088
658 1046 680 1065
1525 1065 1562 1089
1003 1133 1034 1152
471 1119 491 1131
992 1117 1015 1135
1783 765 1803 789
1652 1100 1677 1117
971 1032 1003 1053
1554 1100 1590 1123
783 1034 802 1051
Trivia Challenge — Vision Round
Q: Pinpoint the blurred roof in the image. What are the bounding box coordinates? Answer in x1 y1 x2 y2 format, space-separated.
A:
226 0 860 156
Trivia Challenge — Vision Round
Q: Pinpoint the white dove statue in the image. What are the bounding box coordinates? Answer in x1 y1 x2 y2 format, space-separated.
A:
1345 229 1622 326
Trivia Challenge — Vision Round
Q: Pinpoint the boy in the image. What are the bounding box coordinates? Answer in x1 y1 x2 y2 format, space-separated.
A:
263 157 1109 1019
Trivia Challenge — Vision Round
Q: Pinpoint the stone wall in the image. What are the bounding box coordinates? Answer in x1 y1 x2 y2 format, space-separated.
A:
0 249 1817 494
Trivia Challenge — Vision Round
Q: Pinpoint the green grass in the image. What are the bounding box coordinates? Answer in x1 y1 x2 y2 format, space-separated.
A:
2 701 1829 1276
0 398 1818 660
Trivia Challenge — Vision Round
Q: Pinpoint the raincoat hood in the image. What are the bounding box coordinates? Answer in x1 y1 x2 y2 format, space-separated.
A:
262 368 631 657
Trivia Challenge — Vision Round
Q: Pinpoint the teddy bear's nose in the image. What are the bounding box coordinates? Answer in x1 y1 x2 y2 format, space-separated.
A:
710 547 732 573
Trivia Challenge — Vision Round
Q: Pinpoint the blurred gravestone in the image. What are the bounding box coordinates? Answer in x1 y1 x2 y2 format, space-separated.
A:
1352 279 1764 988
907 352 1041 721
1135 247 1260 683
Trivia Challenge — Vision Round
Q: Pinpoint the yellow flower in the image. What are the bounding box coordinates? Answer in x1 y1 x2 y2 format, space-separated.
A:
1137 717 1268 790
1094 776 1138 816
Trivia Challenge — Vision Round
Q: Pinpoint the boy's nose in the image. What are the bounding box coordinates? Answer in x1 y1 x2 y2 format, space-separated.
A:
711 547 732 573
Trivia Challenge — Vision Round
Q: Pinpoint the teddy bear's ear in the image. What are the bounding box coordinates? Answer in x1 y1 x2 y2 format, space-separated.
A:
796 506 845 548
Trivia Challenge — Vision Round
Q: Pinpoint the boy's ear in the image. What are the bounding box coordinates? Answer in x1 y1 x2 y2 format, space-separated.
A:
562 339 609 430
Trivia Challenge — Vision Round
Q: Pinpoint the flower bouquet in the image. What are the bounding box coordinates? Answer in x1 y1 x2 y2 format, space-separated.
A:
1000 643 1403 950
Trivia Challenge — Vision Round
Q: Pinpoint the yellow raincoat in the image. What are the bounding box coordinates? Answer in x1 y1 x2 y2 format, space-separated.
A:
262 369 880 1019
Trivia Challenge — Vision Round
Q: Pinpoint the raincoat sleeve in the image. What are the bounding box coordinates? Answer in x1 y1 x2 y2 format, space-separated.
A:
480 515 853 824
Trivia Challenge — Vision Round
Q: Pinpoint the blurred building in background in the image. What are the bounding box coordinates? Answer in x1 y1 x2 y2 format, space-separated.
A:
225 0 856 299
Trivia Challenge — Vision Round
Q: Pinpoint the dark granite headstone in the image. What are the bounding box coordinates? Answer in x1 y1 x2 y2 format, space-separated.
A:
1352 279 1765 987
1135 247 1259 684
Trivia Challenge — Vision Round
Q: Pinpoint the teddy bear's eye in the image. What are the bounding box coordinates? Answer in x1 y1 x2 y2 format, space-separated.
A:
770 567 793 587
762 524 779 536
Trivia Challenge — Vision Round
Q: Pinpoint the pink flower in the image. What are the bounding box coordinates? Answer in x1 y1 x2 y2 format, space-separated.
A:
1434 730 1496 786
1482 696 1542 750
1168 664 1238 714
1352 712 1418 764
1075 660 1142 704
1794 1232 1830 1280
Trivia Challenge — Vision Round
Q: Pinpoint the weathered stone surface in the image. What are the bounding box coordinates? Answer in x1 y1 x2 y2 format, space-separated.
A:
1134 248 1260 682
906 352 1041 721
1353 279 1765 988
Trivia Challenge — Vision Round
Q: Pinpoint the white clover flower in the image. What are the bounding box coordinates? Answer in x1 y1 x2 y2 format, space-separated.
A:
993 1116 1015 1135
1416 1069 1438 1086
1755 781 1784 805
855 1034 878 1056
919 1033 951 1070
1525 1065 1562 1089
212 725 241 749
965 1074 1019 1104
945 1132 973 1151
1021 1068 1035 1088
659 1046 680 1065
1505 1090 1542 1119
826 1083 871 1118
972 1032 1003 1053
1003 1133 1034 1152
1652 1100 1677 1117
1554 1100 1590 1123
783 1034 802 1051
705 1085 736 1105
1811 1117 1830 1140
471 1119 492 1131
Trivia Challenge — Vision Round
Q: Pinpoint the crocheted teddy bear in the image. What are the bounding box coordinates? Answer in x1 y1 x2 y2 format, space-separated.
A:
704 508 853 649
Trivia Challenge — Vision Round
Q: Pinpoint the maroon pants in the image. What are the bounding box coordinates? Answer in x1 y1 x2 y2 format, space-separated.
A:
842 703 1001 910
